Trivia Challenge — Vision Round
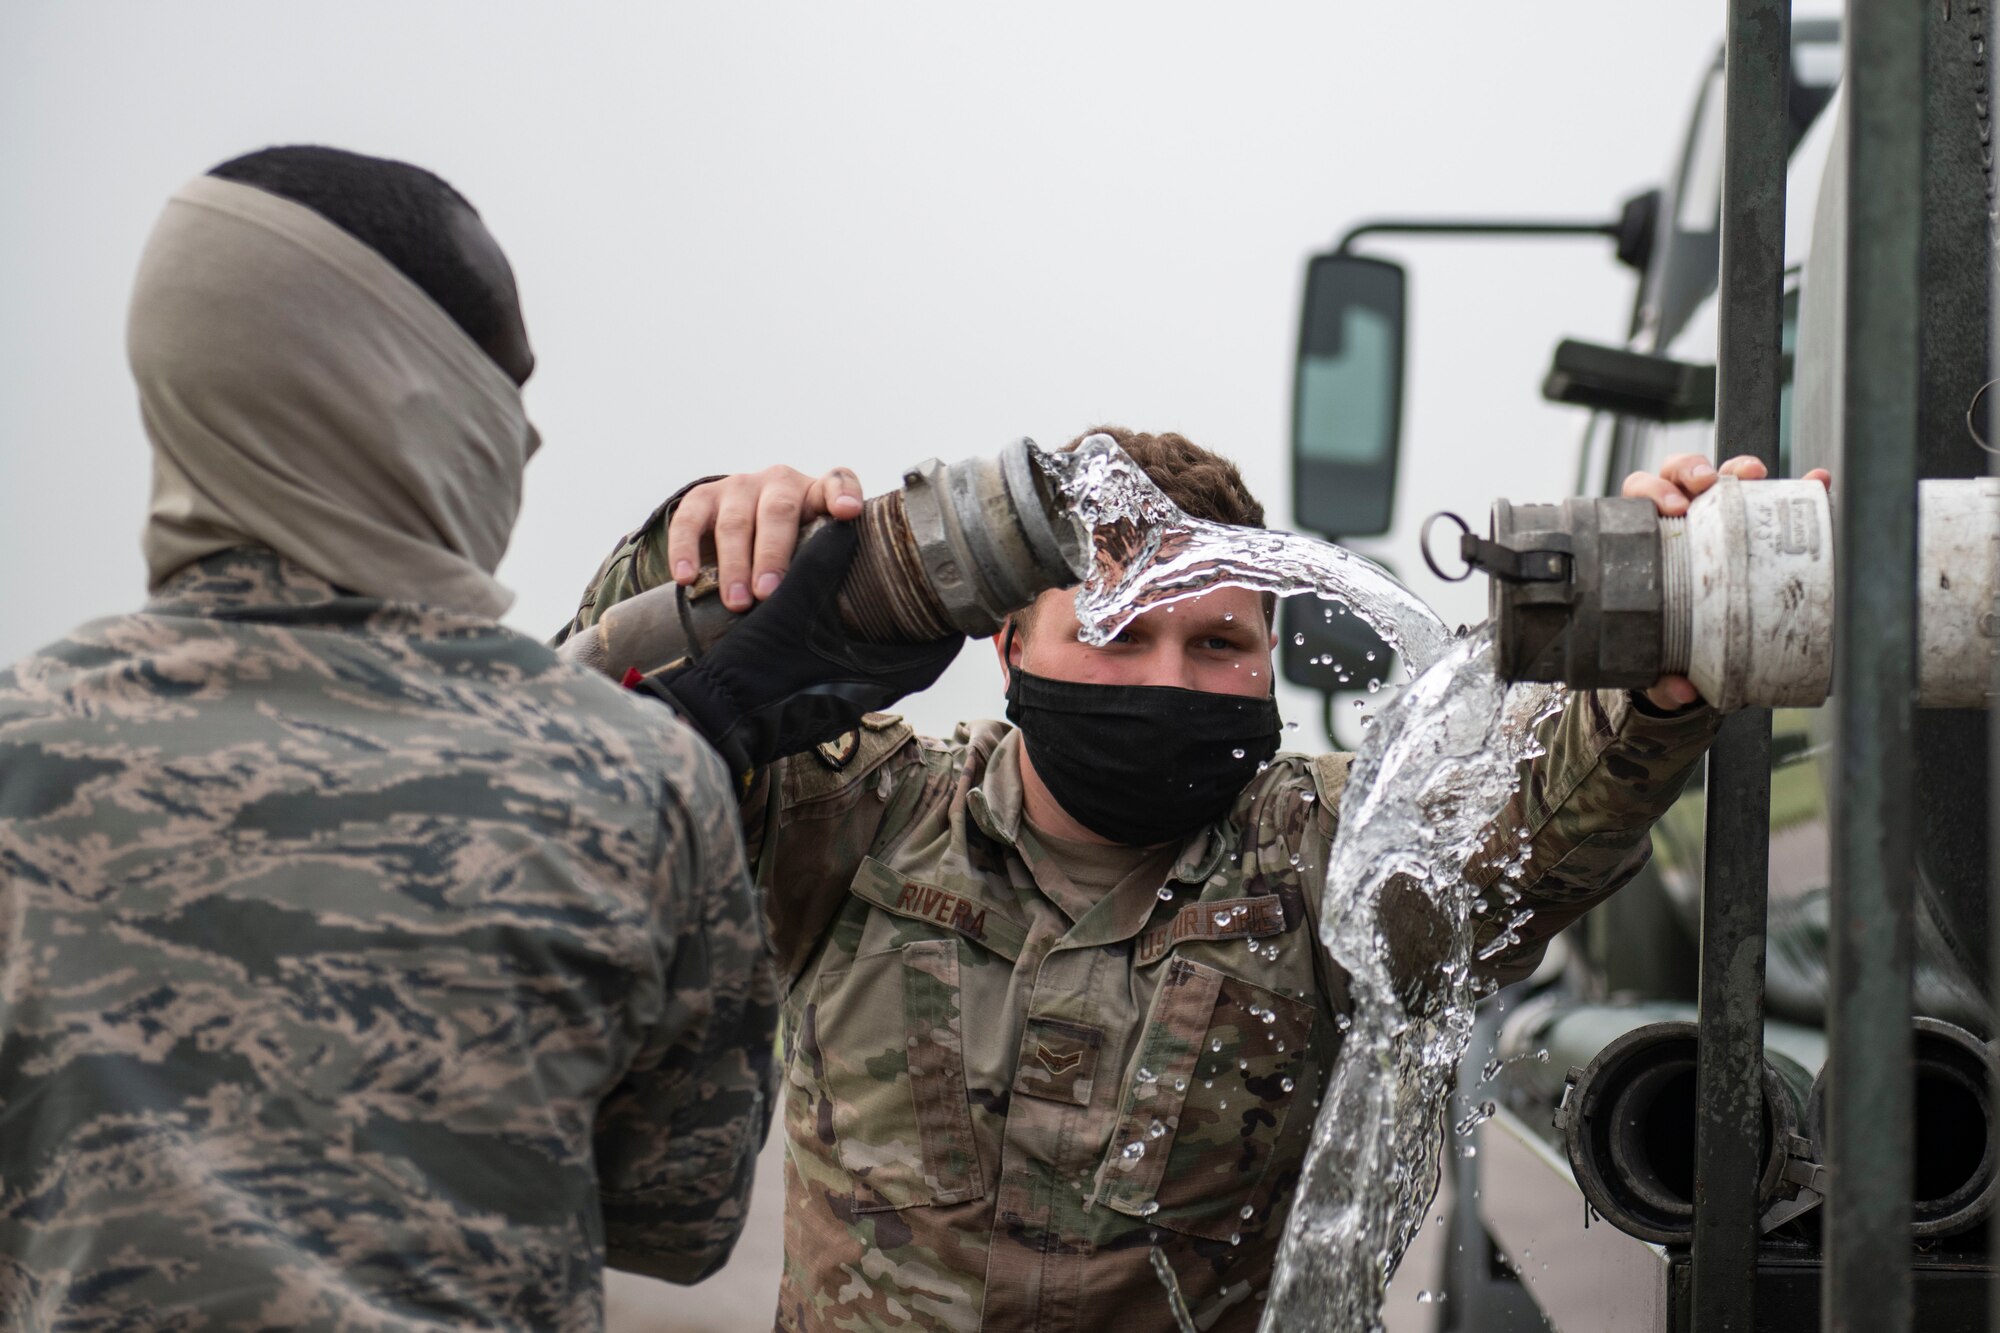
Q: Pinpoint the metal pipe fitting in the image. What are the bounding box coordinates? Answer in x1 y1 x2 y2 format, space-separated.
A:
1551 1019 1818 1245
1442 476 2000 711
1806 1017 1998 1239
559 438 1089 681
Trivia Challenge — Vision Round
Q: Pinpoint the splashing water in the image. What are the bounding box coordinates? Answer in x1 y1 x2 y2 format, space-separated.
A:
1045 437 1452 675
1042 437 1563 1332
1257 630 1561 1333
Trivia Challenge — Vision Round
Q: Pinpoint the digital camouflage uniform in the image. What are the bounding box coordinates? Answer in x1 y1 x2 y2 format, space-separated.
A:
0 549 779 1332
563 515 1720 1333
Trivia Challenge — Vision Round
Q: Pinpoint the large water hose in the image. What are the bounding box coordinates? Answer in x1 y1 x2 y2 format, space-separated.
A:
1546 1017 1818 1246
559 438 1089 681
1805 1016 1997 1239
1520 1003 1998 1244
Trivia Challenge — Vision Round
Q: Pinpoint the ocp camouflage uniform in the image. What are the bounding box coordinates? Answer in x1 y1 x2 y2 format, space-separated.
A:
0 549 779 1332
563 526 1720 1333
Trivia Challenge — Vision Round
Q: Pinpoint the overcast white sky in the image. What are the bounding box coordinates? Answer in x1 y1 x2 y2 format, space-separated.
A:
0 2 1837 740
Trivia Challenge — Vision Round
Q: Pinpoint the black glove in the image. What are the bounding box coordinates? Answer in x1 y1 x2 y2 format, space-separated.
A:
634 520 963 779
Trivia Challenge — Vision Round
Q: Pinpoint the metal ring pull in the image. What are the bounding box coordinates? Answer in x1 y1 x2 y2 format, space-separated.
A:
1966 378 1998 454
1420 510 1476 582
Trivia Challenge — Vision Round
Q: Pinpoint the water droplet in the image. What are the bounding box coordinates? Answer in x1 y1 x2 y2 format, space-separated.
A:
1292 632 1305 646
1365 650 1377 662
1136 1067 1155 1085
1416 1290 1445 1305
1157 885 1175 901
1218 1099 1229 1109
1300 791 1316 805
1120 1141 1146 1162
1147 1119 1167 1139
1229 1232 1242 1246
1173 1076 1186 1092
1280 1077 1295 1092
1453 1100 1497 1136
1140 1200 1160 1216
1231 747 1246 759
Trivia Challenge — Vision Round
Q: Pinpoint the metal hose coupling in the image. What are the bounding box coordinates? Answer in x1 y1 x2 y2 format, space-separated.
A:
559 438 1090 682
1806 1017 1999 1239
1424 477 2000 712
1551 1019 1822 1245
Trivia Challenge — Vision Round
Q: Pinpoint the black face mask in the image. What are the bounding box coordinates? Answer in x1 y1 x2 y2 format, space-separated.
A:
1004 662 1282 847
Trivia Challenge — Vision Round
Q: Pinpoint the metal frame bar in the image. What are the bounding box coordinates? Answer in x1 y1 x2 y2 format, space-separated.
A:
1990 0 2000 1319
1824 0 1923 1328
1690 2 1791 1329
1333 219 1619 253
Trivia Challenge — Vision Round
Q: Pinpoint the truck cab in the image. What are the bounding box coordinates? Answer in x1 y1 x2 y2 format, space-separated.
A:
1286 14 1998 1328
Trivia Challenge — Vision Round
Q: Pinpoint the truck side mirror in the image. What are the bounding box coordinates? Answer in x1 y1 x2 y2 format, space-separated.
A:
1292 252 1406 539
1281 593 1395 697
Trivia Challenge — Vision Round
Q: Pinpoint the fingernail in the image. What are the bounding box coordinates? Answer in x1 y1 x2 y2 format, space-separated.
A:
1690 462 1714 478
674 560 694 582
755 572 781 598
728 582 750 608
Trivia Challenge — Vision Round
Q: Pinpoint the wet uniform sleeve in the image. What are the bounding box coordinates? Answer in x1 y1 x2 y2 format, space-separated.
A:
594 740 781 1284
1466 688 1720 988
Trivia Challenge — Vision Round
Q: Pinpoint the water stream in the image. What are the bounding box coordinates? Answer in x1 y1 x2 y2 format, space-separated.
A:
1043 437 1562 1332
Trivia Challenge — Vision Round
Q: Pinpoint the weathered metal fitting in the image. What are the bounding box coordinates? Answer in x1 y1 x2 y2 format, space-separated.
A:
1486 495 1665 690
1485 477 2000 709
1559 1020 1809 1246
1805 1016 1998 1239
1682 477 1834 711
558 438 1090 682
896 438 1090 639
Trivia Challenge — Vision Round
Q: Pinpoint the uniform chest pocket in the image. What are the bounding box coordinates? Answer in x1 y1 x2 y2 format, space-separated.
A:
806 938 987 1213
1095 957 1320 1242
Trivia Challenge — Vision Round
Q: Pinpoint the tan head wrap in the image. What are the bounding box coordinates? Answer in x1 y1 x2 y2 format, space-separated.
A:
129 174 539 618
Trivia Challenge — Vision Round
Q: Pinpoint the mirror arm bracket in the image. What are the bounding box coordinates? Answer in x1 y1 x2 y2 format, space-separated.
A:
1335 218 1622 253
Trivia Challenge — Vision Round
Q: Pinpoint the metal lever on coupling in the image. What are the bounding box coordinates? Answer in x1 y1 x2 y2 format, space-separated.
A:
1421 510 1573 585
1757 1134 1828 1233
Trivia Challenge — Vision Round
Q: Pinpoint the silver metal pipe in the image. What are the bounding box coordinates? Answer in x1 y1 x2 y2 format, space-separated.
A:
558 439 1088 682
